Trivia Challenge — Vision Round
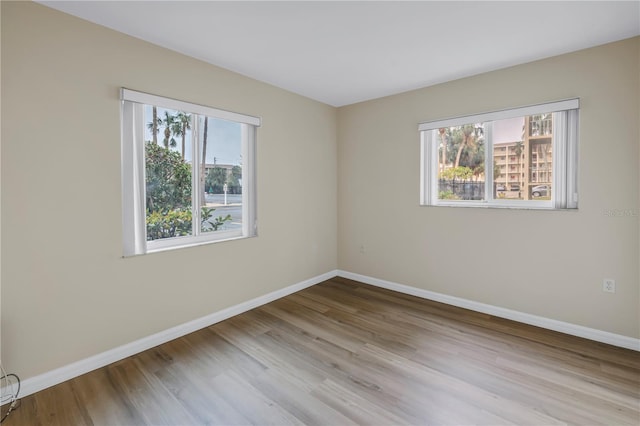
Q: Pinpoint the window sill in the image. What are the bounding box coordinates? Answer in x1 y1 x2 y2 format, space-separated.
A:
123 232 254 258
421 201 577 211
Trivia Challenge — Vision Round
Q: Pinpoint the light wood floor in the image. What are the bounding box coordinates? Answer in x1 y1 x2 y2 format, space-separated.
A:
5 277 640 425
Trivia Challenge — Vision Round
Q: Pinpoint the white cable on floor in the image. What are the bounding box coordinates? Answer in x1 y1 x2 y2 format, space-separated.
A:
0 363 20 423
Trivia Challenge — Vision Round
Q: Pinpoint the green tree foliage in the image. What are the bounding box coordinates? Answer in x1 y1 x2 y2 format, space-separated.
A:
438 124 485 177
454 124 483 169
146 207 231 240
227 165 242 194
146 209 192 240
201 207 232 232
438 190 460 200
205 166 228 193
145 143 232 240
439 166 473 181
145 142 192 240
145 142 191 213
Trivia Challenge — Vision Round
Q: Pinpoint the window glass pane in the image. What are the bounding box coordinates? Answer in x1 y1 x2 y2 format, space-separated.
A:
144 106 194 241
199 116 243 234
493 116 524 200
527 114 553 200
437 124 485 201
493 115 552 201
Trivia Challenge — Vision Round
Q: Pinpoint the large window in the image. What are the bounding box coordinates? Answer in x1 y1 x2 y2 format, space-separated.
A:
420 99 578 209
121 89 260 256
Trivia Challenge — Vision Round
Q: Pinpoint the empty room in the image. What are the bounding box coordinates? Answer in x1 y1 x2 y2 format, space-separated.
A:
1 1 639 425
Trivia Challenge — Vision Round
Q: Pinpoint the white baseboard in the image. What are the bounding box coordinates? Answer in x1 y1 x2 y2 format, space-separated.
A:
337 270 640 352
17 270 339 399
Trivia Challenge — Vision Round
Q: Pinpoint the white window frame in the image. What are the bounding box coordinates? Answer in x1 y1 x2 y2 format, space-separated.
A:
419 99 579 210
121 88 260 256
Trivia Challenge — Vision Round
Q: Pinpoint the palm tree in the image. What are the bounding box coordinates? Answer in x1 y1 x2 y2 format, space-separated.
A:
454 124 483 169
147 107 161 145
514 140 524 158
514 140 525 186
171 112 192 160
200 117 209 207
159 111 177 149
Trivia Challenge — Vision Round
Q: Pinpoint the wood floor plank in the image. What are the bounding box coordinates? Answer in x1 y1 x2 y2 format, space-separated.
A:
6 380 94 426
247 368 359 426
408 345 625 425
310 378 407 425
152 360 252 425
106 358 199 426
68 368 143 426
7 278 640 425
204 370 304 426
286 293 332 314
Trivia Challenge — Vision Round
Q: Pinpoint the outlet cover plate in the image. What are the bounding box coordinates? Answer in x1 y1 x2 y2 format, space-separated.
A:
603 279 616 293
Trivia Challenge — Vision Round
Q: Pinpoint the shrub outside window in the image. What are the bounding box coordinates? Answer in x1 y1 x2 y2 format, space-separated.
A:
420 99 578 209
121 89 260 256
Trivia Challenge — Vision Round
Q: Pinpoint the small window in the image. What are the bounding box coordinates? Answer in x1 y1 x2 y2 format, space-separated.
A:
121 89 260 256
420 99 578 209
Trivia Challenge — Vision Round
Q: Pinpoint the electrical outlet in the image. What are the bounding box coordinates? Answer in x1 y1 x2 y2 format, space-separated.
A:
603 279 616 293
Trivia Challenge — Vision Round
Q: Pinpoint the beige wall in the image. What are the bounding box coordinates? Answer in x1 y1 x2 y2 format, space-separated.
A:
1 2 337 379
338 37 640 339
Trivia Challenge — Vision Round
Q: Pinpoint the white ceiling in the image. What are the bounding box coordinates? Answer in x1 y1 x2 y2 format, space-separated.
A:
39 1 640 107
